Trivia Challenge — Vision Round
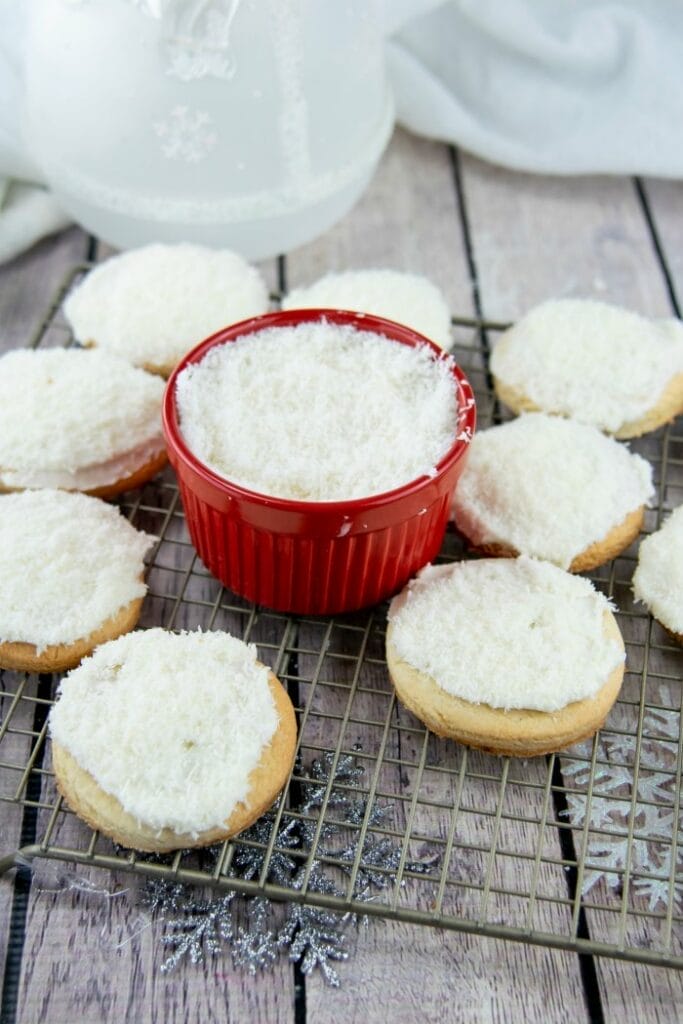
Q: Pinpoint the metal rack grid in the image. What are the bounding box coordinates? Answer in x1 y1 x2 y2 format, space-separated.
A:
1 266 682 969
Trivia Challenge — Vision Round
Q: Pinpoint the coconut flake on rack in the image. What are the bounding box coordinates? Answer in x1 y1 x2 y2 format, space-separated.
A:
388 558 625 712
490 299 683 433
282 269 452 350
176 320 459 501
48 629 279 836
451 414 654 568
633 506 683 634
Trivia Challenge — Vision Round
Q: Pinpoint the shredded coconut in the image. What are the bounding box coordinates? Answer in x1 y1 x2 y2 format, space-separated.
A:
64 243 270 371
49 629 279 836
388 558 624 712
282 269 452 350
451 414 653 568
0 490 154 649
633 507 683 633
0 348 164 479
176 320 459 501
490 299 683 433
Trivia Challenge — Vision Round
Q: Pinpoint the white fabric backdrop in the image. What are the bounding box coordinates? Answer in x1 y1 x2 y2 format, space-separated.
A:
1 0 682 262
385 0 683 176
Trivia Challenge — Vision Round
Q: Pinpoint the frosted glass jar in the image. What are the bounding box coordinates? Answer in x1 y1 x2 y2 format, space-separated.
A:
25 0 394 259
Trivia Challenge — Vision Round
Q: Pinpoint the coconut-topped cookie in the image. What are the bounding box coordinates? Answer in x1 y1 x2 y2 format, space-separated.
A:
49 629 297 851
0 348 166 496
386 558 625 756
490 299 683 438
451 414 653 571
175 320 459 501
0 490 154 672
633 506 683 642
64 243 270 377
282 269 452 350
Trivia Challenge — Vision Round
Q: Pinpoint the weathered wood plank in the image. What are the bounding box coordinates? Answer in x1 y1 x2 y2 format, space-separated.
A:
460 158 671 321
284 128 473 315
0 673 41 1008
460 152 683 1021
289 131 587 1022
0 225 90 1005
0 227 89 351
643 178 683 307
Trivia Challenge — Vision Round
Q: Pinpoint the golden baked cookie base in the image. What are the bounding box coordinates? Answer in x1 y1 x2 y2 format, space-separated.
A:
459 505 644 573
386 614 625 757
52 671 298 853
492 366 683 440
87 448 168 499
657 622 683 648
0 596 144 674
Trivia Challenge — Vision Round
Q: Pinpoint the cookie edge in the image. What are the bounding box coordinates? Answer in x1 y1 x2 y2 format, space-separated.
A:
386 612 625 757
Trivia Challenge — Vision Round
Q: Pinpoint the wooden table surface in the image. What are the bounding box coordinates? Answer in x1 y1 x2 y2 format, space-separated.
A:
1 129 683 1023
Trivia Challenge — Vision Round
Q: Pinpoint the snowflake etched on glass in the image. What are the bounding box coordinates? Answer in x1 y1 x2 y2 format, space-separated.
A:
153 106 218 163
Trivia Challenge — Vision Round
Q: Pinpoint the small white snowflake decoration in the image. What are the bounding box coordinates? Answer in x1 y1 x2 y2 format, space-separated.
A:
153 106 218 163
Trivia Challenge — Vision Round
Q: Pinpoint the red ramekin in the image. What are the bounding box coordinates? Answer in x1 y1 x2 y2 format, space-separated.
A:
163 309 476 615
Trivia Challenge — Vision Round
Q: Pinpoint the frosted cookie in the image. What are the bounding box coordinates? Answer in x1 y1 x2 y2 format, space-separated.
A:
49 630 297 852
490 299 683 438
633 507 683 642
451 414 653 571
0 490 154 673
281 269 452 350
175 320 459 501
0 348 166 497
386 558 625 757
64 243 270 377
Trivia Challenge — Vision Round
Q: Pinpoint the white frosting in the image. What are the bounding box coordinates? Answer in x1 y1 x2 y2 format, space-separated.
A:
388 557 624 712
0 490 154 650
282 269 452 350
49 629 280 836
176 320 459 501
64 243 270 372
0 348 164 480
451 414 653 568
633 506 683 633
490 299 683 433
0 437 165 491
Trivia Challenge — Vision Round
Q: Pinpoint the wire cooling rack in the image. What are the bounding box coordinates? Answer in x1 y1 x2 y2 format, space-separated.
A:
1 266 682 969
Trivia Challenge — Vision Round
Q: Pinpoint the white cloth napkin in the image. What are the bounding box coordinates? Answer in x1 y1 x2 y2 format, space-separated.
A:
385 0 683 176
1 0 682 264
0 179 69 264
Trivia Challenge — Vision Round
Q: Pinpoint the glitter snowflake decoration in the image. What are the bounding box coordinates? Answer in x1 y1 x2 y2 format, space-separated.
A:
153 106 218 163
139 750 439 986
